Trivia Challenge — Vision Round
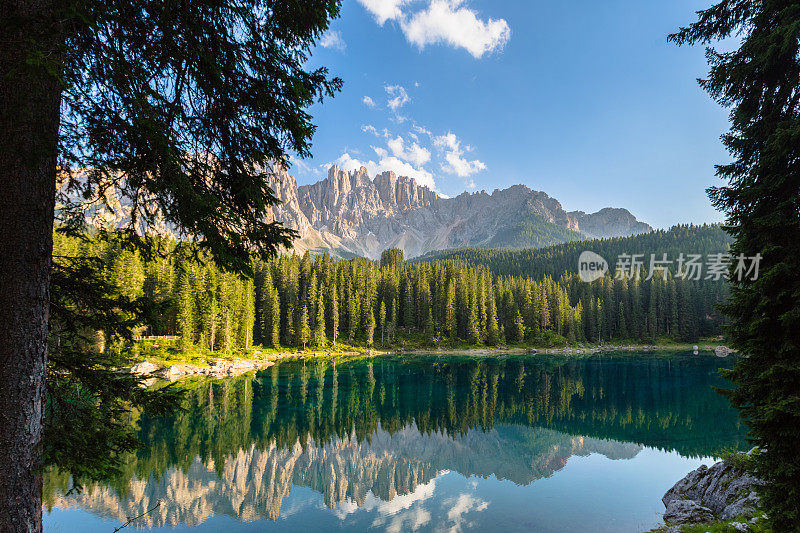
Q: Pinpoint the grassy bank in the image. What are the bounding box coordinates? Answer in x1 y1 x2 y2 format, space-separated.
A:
127 333 728 370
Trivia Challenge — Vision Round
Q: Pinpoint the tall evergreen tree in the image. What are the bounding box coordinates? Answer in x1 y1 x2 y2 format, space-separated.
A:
268 288 281 350
379 301 386 346
297 306 310 351
314 294 326 348
0 1 343 526
365 307 376 347
672 4 800 527
329 282 339 348
176 268 195 352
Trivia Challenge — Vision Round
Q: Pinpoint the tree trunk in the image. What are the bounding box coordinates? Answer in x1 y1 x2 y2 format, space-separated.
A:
0 1 62 531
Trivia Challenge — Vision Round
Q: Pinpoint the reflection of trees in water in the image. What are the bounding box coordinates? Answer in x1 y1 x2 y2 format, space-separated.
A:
44 355 747 526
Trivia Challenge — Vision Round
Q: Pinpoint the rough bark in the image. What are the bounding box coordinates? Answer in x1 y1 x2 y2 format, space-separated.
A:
0 1 62 531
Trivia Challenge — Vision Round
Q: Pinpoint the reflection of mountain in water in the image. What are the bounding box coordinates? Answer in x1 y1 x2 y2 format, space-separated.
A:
45 354 746 527
48 424 641 527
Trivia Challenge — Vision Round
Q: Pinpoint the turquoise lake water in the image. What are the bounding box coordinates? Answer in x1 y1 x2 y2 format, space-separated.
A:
44 352 748 532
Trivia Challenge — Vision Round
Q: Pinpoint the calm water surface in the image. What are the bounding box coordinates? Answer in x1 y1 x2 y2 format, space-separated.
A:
44 352 747 532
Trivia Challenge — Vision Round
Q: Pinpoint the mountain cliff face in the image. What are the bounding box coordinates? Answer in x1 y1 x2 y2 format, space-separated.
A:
569 208 654 239
268 165 652 259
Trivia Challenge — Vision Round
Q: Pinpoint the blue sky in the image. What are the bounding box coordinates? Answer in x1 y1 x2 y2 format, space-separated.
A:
292 0 732 229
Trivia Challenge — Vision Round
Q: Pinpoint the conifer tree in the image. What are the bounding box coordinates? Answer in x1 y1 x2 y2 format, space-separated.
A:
297 305 310 351
177 268 195 352
673 5 800 525
617 302 628 339
379 301 386 346
445 279 457 338
329 282 338 348
467 303 481 345
314 294 326 348
486 291 500 346
513 308 525 343
366 306 376 347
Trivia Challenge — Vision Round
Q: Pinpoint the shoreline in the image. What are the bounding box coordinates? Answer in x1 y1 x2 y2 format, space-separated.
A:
128 343 734 381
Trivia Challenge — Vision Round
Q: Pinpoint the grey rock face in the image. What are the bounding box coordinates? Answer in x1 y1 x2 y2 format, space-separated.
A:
662 453 764 525
663 499 715 524
63 164 652 259
271 165 652 259
568 207 652 239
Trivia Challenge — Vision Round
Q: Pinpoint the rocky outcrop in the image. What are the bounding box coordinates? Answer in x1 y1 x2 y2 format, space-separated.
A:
128 358 274 381
663 500 715 524
661 453 764 525
64 164 652 259
569 208 652 239
271 165 652 259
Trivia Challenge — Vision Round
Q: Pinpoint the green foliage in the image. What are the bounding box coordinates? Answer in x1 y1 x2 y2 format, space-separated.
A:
416 224 731 279
487 213 584 249
56 0 343 273
46 250 181 487
55 230 731 355
380 248 405 270
671 2 800 529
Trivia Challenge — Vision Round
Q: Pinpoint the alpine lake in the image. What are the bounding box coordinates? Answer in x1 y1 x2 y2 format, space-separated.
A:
44 352 748 533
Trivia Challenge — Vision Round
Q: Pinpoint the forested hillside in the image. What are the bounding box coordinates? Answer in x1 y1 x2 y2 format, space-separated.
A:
415 224 732 279
53 227 729 355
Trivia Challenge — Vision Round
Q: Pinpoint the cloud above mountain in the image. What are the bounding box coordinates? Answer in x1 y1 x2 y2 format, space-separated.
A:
333 152 436 190
434 132 486 179
357 0 510 58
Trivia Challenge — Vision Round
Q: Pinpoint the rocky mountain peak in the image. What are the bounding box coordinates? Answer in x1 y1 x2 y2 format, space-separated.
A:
266 165 653 258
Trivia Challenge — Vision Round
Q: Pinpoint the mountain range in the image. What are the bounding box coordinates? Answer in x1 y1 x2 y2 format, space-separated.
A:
267 165 653 259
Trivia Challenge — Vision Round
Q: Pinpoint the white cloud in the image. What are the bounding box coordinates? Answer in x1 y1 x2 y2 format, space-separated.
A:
358 0 510 58
357 0 408 25
444 493 489 532
387 135 431 166
320 30 346 51
385 84 410 112
401 1 510 58
362 124 379 136
332 152 436 190
434 132 486 177
287 155 320 176
412 124 432 137
362 96 377 108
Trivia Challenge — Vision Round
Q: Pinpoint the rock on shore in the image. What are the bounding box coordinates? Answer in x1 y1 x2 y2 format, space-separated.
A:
129 358 274 381
662 452 763 526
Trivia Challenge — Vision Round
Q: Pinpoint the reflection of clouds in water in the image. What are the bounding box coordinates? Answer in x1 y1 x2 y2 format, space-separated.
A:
384 506 432 533
441 493 489 533
367 477 437 530
332 475 488 533
330 476 438 530
332 497 360 519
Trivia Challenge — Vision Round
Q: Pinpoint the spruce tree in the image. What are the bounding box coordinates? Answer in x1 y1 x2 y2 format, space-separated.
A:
176 268 195 353
329 282 339 349
486 291 500 346
379 301 386 346
445 279 457 338
672 4 800 526
467 304 481 345
297 305 310 351
314 294 326 348
366 307 376 347
513 308 525 344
